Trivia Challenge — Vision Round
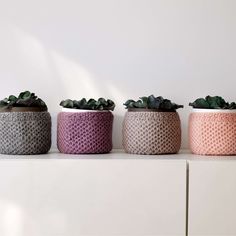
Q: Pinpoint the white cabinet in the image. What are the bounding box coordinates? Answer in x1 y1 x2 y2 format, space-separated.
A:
4 152 236 236
188 160 236 236
0 154 187 236
0 161 33 236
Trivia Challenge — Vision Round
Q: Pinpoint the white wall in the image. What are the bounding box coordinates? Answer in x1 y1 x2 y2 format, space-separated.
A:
0 0 236 149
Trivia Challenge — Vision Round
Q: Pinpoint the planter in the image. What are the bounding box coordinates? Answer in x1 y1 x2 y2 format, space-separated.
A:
0 109 51 155
189 109 236 155
122 109 181 154
57 108 114 154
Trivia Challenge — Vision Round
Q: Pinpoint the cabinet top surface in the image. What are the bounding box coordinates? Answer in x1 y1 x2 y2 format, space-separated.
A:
0 149 236 161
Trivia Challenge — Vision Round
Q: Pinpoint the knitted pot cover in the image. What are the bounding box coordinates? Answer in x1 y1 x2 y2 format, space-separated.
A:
0 112 51 155
189 112 236 155
122 111 181 155
57 112 113 154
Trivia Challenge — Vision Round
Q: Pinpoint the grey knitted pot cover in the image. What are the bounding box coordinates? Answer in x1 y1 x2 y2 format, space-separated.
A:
0 112 51 155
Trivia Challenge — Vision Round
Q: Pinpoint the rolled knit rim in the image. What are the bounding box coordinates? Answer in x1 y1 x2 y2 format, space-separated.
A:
0 107 47 112
61 108 111 113
0 112 51 122
191 108 236 113
127 108 177 112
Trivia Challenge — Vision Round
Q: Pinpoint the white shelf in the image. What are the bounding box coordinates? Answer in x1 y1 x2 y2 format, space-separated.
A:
1 149 236 161
0 149 236 235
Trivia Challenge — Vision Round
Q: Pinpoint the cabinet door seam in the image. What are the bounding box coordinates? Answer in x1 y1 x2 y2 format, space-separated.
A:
186 162 189 236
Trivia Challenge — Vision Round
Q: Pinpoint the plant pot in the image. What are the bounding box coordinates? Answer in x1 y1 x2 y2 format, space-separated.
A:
0 108 51 155
122 110 181 155
57 108 114 154
189 109 236 155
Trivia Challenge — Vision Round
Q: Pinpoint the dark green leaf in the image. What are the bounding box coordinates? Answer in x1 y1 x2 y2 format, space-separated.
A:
107 99 115 111
139 96 148 108
22 91 31 99
19 91 30 99
0 99 8 107
160 99 173 110
123 100 135 107
3 98 8 103
87 99 96 109
206 96 226 109
98 98 108 106
78 98 87 109
189 96 236 109
133 100 146 108
124 95 183 111
148 96 163 109
189 98 210 108
37 98 47 108
59 98 115 111
8 95 17 102
73 100 80 108
0 91 47 109
60 99 73 108
229 102 236 109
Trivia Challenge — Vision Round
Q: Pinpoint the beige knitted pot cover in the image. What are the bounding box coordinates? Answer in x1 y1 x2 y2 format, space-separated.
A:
122 111 181 154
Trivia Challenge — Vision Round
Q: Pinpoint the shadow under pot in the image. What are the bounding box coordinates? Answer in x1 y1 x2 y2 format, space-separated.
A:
57 108 114 154
189 109 236 156
0 107 51 155
122 109 181 155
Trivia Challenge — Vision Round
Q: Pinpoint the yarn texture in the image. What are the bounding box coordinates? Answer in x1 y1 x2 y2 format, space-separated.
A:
122 111 181 155
189 112 236 155
57 111 113 154
0 112 51 155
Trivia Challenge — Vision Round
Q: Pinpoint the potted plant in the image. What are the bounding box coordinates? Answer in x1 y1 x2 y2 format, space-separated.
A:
57 98 115 154
122 95 183 155
0 91 51 155
189 95 236 155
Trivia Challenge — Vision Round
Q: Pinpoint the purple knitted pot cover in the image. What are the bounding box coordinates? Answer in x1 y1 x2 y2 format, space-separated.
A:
57 111 113 154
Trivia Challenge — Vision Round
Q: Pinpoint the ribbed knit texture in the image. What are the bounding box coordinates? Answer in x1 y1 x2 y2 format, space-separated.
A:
0 112 51 155
189 112 236 155
122 111 181 155
57 112 113 154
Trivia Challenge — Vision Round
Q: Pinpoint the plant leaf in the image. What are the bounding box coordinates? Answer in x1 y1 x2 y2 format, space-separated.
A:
124 95 183 111
60 98 115 111
189 98 210 108
60 99 73 108
8 95 17 102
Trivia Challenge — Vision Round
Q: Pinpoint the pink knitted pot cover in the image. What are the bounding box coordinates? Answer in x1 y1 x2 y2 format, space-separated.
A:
122 111 181 155
189 112 236 155
57 111 113 154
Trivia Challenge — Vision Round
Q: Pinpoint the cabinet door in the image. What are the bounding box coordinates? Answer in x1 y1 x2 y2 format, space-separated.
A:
29 159 187 236
0 161 33 236
188 161 236 236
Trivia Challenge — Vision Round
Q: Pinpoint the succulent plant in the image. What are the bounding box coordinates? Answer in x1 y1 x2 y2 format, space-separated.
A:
189 96 236 109
60 98 115 111
0 91 47 110
123 95 183 111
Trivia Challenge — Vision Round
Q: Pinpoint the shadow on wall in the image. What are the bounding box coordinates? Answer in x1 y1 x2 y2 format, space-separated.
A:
0 24 127 149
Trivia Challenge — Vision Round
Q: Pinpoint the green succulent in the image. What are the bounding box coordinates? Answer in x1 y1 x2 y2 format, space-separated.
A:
123 95 183 111
60 98 115 111
0 91 47 110
189 96 236 109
